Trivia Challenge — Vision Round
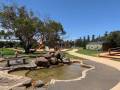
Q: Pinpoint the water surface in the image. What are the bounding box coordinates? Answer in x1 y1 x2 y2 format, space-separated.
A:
10 63 86 83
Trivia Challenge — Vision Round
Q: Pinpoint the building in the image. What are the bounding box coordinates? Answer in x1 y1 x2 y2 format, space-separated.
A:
86 41 111 51
0 35 20 42
0 35 20 48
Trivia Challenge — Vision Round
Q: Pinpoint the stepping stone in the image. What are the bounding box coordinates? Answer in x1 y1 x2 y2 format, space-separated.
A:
12 86 26 90
34 80 44 87
36 87 46 90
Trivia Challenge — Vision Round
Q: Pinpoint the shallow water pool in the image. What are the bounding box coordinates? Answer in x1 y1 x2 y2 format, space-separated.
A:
10 63 87 83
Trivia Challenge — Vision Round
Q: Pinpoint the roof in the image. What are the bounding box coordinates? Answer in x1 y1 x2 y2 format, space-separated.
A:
0 39 20 42
87 41 104 45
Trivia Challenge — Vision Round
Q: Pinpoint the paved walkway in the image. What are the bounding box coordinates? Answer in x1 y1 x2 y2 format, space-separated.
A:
47 49 120 90
68 49 120 71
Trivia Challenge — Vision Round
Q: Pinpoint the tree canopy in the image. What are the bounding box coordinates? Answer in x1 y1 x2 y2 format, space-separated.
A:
103 31 120 47
0 5 65 53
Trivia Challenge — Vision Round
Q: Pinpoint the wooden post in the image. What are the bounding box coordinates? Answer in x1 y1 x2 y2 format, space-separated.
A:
6 60 10 67
23 58 26 64
108 48 111 55
1 47 3 57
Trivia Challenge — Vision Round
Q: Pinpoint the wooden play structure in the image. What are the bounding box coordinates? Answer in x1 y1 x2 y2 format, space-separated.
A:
37 36 45 50
108 47 120 55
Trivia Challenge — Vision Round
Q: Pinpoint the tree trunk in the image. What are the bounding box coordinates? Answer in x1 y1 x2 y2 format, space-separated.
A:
24 46 30 53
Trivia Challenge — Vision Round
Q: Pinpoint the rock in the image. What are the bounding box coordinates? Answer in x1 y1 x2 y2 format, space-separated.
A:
30 49 36 53
49 57 58 65
63 58 71 64
34 80 44 87
22 78 32 87
12 86 26 90
36 87 46 90
44 53 53 59
29 61 37 68
35 57 50 68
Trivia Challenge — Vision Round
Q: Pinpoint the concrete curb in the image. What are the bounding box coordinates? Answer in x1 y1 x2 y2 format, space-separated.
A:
48 61 95 85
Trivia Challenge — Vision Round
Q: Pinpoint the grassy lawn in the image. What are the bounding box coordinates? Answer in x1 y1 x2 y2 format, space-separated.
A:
0 48 47 58
76 48 101 57
64 52 82 59
0 48 86 60
0 47 100 58
0 48 15 57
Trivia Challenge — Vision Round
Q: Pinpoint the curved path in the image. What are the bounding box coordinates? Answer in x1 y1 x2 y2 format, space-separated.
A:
47 49 120 90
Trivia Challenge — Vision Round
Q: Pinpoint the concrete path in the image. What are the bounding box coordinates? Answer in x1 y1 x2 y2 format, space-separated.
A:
47 49 120 90
68 49 120 71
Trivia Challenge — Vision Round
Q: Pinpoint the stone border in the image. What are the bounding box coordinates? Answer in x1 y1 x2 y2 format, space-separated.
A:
47 60 95 85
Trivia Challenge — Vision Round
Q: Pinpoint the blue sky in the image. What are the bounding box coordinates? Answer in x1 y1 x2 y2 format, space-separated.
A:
0 0 120 40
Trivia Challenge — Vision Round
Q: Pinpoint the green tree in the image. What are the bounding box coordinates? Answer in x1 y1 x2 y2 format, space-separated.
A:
0 30 5 35
92 34 95 41
83 36 87 49
40 19 66 48
0 30 5 39
87 35 90 42
75 37 82 47
0 5 66 52
0 5 42 53
106 31 120 47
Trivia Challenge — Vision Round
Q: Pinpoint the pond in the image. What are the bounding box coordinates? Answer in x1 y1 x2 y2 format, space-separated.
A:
10 63 87 83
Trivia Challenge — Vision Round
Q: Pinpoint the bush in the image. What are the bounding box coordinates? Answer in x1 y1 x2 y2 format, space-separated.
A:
0 41 20 48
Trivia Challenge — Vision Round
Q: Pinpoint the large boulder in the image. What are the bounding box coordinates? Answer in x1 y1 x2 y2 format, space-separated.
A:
35 57 50 68
44 52 54 59
22 78 32 87
44 53 52 59
63 57 71 64
49 57 58 65
12 86 26 90
34 80 44 88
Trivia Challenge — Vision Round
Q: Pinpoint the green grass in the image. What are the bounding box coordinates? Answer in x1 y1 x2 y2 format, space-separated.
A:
0 48 47 58
0 48 94 60
0 48 15 57
76 48 100 57
64 52 82 59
